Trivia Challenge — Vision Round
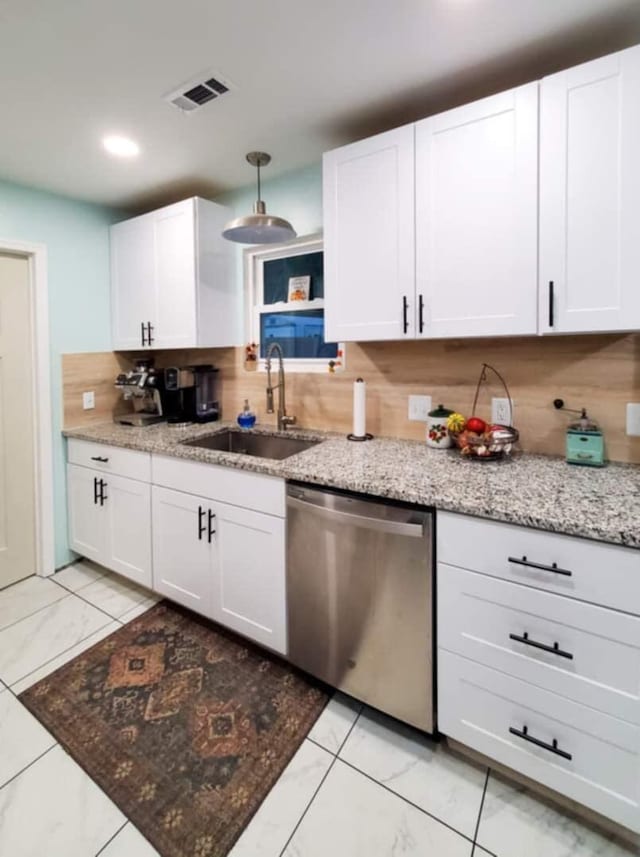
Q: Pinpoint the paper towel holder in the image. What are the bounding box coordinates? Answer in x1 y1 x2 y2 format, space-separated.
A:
348 377 374 441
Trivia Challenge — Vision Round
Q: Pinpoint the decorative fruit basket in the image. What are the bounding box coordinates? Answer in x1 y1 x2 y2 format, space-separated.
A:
447 363 519 461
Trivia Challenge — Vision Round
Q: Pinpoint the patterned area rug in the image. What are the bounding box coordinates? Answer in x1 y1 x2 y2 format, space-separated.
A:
19 602 328 857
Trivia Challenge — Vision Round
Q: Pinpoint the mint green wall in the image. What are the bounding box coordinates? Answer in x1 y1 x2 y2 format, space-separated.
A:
0 179 122 568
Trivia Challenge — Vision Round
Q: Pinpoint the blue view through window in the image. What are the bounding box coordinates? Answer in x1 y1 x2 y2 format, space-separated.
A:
260 310 338 359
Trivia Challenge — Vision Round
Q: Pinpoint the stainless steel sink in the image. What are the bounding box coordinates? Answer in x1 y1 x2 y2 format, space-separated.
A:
182 430 321 460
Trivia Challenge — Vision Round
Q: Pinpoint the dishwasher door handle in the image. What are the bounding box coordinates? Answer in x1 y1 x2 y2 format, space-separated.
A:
287 495 425 538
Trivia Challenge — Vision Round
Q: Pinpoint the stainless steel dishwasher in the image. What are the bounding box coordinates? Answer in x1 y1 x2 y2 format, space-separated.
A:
287 482 434 732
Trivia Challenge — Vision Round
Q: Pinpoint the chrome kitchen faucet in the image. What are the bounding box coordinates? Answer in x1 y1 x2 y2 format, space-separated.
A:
265 341 296 431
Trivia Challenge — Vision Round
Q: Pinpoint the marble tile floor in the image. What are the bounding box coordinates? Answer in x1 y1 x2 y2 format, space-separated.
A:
0 563 638 857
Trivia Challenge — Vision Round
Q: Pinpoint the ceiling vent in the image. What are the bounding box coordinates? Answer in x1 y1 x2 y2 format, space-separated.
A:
164 71 233 113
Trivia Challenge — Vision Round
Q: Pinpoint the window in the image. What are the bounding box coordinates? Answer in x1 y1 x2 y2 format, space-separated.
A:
244 234 343 372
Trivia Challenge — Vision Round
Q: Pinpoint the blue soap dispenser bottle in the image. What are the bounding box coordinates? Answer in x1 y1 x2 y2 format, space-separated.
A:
237 399 256 429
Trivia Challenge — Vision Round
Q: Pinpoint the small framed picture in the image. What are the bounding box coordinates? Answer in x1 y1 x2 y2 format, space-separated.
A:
288 275 310 302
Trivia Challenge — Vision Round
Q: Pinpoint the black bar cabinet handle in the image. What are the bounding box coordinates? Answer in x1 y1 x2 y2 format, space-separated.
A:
197 506 206 541
402 296 409 334
548 281 554 327
509 725 572 761
208 509 216 542
509 631 573 660
418 294 424 334
90 456 109 463
93 477 99 505
147 322 154 345
99 479 107 506
508 556 572 577
141 321 147 346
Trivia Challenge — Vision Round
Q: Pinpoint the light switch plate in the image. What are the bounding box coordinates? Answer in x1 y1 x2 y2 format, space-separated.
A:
626 403 640 436
408 395 432 422
82 391 95 410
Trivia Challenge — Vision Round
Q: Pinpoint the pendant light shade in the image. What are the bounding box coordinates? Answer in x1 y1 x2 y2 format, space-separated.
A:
222 152 296 244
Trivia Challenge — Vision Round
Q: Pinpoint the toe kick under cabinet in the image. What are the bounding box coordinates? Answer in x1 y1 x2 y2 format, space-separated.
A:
436 511 640 833
66 440 287 655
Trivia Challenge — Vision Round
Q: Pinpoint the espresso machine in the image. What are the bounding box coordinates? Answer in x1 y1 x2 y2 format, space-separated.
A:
115 358 175 426
164 364 220 424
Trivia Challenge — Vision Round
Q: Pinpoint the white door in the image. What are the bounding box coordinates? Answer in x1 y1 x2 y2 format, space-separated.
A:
67 464 107 564
0 254 36 587
323 125 415 342
540 45 640 333
213 501 287 654
110 214 155 350
153 199 197 349
415 83 539 338
151 486 214 616
105 474 152 588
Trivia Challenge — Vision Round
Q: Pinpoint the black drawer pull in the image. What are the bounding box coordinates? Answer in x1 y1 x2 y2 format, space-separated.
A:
141 321 147 346
99 479 107 506
548 281 555 327
509 724 572 761
508 556 572 577
93 477 99 505
402 296 409 334
509 631 573 660
147 322 154 346
91 456 109 463
198 506 206 541
418 294 424 334
207 509 216 542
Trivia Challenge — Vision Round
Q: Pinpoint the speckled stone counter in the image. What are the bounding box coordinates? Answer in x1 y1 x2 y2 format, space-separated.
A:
63 421 640 550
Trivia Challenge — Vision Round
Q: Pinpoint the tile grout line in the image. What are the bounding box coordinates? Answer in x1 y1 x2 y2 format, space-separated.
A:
470 767 491 857
0 743 58 793
0 589 70 634
94 820 129 857
51 574 145 624
276 708 363 857
337 755 477 847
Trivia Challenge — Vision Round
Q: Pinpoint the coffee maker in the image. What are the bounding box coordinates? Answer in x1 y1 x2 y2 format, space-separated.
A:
115 358 176 426
164 365 220 424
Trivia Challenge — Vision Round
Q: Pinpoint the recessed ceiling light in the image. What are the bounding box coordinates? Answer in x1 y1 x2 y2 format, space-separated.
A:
102 135 140 158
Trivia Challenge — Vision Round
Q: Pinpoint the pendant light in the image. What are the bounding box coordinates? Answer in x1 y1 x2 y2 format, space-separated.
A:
222 152 296 244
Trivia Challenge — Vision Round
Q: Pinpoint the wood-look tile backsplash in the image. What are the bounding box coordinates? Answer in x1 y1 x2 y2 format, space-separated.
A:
62 333 640 464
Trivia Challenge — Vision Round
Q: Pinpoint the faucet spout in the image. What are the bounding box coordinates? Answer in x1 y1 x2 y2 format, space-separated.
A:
265 342 296 431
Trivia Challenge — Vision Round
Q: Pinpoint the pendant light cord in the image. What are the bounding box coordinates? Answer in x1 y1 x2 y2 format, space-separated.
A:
256 161 261 202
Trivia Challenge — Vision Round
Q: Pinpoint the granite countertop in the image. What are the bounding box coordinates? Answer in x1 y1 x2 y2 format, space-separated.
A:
63 421 640 550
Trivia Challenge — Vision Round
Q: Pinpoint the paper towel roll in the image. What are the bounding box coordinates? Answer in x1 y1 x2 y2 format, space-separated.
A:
353 378 366 437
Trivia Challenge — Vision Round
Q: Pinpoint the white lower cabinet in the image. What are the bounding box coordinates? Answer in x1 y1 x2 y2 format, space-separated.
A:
214 501 286 654
67 463 152 588
151 486 215 617
437 511 640 833
150 485 287 655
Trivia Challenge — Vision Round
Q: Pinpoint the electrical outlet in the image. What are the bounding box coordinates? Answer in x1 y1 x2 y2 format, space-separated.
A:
492 397 512 425
627 403 640 436
408 395 432 422
82 391 95 410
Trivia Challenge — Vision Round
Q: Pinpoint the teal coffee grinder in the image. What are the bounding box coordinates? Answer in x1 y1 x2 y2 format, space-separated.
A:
553 399 605 467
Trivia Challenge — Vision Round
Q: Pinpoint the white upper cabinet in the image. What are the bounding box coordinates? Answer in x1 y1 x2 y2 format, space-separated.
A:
540 45 640 333
415 83 539 338
111 197 240 350
323 125 415 342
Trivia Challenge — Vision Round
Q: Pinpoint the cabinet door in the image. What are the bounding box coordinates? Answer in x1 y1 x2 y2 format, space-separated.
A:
323 125 415 342
415 83 538 338
67 464 107 563
151 486 214 617
213 502 286 654
104 474 152 588
110 215 155 350
153 199 197 349
540 45 640 333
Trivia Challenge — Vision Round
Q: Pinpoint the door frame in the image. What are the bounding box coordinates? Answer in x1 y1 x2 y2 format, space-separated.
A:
0 238 54 577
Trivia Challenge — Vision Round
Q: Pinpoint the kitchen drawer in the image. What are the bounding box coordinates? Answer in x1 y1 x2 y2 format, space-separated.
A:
438 563 640 723
438 650 640 832
437 511 640 615
67 439 151 483
151 454 286 518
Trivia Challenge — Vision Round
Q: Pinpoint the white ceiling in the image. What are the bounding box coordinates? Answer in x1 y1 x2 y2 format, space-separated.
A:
1 0 639 211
